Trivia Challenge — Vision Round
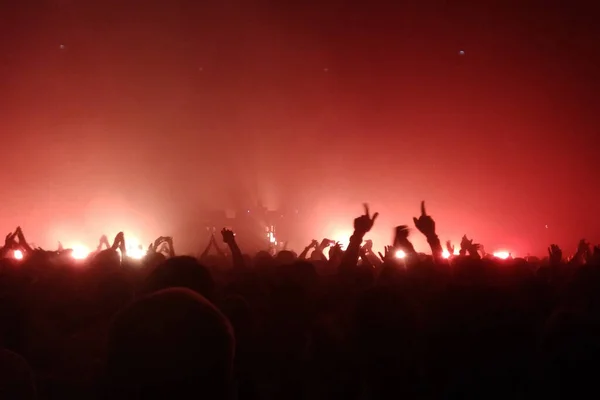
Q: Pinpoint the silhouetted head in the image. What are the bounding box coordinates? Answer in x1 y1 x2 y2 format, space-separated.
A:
0 349 36 400
253 250 273 268
203 254 221 269
287 260 318 290
90 249 121 270
107 288 235 399
275 250 296 265
140 256 215 300
142 252 166 269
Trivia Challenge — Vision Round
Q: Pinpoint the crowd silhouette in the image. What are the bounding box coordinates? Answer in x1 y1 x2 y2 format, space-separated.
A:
0 201 599 399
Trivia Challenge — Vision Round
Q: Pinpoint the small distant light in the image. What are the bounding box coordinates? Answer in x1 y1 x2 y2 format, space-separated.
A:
442 250 451 259
395 250 406 259
459 50 465 55
493 251 510 260
59 44 66 50
323 68 329 72
13 250 23 260
247 210 250 213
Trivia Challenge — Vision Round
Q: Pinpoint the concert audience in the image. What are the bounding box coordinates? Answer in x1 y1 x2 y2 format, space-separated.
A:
0 202 599 399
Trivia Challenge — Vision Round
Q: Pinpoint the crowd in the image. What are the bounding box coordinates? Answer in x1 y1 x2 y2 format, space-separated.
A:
0 201 599 399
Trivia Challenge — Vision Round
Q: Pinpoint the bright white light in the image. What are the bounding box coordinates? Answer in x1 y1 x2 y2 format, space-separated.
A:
13 250 23 260
395 250 406 259
126 237 147 260
127 246 147 259
266 232 277 245
331 230 351 250
493 251 510 260
71 245 90 260
443 248 461 258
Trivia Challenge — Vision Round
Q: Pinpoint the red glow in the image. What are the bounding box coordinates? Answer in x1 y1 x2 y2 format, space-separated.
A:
71 245 90 260
493 251 510 260
0 4 596 256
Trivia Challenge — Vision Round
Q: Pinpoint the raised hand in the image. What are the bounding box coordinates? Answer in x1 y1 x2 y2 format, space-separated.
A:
110 232 125 250
362 239 373 253
354 204 379 236
446 240 455 255
158 242 170 254
378 245 393 262
4 232 16 248
310 239 319 248
460 235 473 251
152 236 167 250
221 228 236 245
319 239 333 249
329 242 344 259
392 225 416 255
97 235 110 251
548 244 562 264
577 239 591 258
15 227 25 242
393 225 410 245
114 232 124 244
14 227 32 252
413 201 436 238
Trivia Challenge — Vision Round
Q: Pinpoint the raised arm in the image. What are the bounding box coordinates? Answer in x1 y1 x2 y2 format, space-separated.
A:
199 235 215 260
412 201 443 261
298 240 318 260
221 228 244 269
340 204 379 271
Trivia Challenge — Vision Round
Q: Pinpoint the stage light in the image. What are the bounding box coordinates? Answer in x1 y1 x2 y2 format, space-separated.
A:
331 230 352 250
125 237 147 260
13 250 23 260
443 248 461 258
127 247 146 259
493 251 510 260
71 245 90 260
395 250 406 259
